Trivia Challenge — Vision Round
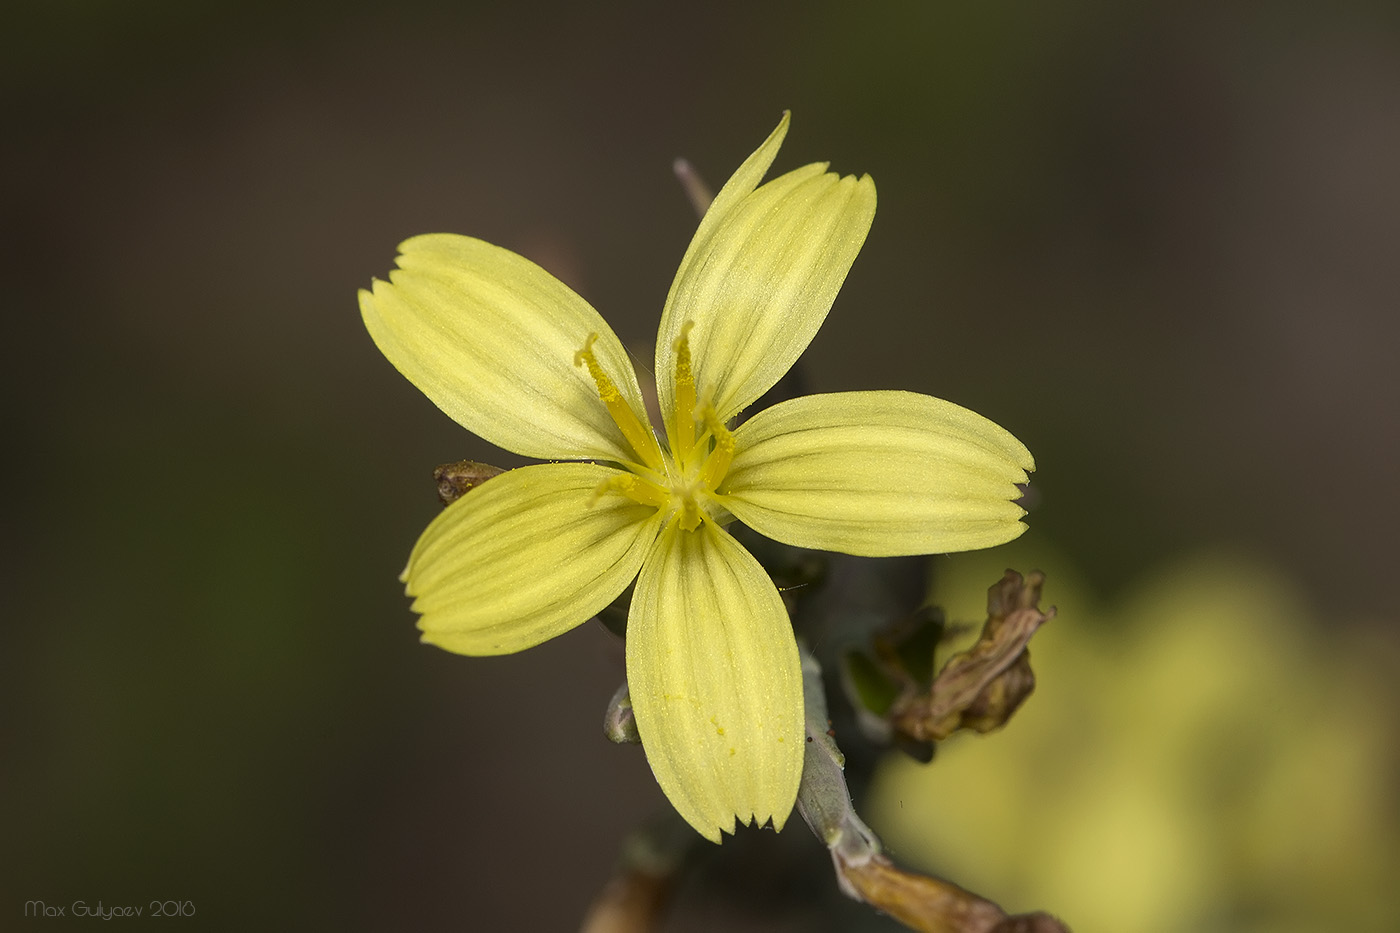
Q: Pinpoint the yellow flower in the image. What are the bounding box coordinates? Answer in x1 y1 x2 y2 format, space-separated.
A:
359 113 1035 842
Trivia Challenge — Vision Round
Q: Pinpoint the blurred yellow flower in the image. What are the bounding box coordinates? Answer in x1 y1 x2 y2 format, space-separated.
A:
870 547 1400 932
360 114 1035 842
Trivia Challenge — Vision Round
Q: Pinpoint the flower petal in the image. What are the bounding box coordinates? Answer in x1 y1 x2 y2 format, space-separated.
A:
722 391 1035 557
664 111 790 318
361 234 650 462
626 521 804 842
656 121 877 427
407 462 661 655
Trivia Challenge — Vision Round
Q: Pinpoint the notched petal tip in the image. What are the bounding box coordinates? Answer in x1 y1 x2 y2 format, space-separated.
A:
685 798 787 846
697 809 785 845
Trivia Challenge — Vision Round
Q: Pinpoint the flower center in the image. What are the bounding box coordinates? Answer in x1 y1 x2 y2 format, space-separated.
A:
574 325 734 532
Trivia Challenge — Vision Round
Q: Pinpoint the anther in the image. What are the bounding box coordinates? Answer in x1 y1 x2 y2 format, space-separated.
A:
575 333 621 403
698 406 735 490
574 333 664 471
670 322 698 466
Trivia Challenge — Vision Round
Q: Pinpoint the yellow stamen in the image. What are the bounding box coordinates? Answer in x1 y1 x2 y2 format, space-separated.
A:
575 333 664 470
590 473 669 510
671 322 697 465
698 406 735 490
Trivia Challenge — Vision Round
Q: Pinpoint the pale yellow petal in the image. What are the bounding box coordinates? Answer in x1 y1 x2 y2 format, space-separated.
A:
656 124 877 427
406 462 662 655
667 111 790 305
626 521 804 842
722 391 1035 557
361 234 650 462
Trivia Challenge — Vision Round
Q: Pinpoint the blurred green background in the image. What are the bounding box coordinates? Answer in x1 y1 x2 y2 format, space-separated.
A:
5 1 1398 929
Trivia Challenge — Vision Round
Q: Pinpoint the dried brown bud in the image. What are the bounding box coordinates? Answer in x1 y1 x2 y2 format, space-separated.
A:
432 459 504 506
890 570 1056 742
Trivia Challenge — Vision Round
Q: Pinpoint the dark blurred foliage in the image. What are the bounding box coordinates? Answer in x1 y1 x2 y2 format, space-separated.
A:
3 1 1398 929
